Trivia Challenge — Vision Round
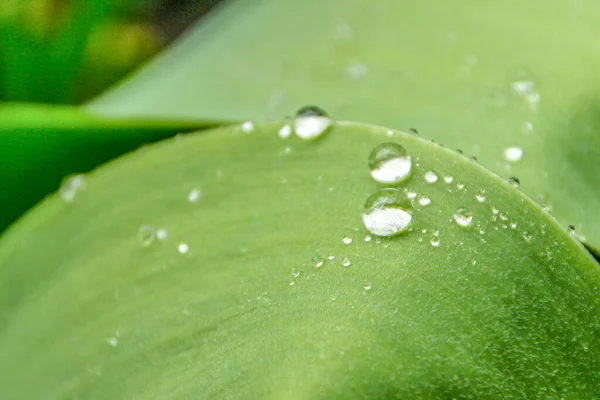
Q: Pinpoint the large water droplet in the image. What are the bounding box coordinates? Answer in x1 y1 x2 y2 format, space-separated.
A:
368 142 412 185
424 170 439 183
137 225 155 247
504 146 523 163
362 189 412 237
294 106 333 140
453 208 473 227
59 174 86 204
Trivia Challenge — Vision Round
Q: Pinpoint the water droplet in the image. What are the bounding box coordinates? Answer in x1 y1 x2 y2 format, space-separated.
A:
294 106 333 140
362 189 412 237
511 80 536 96
508 177 520 188
453 208 473 227
188 188 201 203
430 237 440 247
278 124 292 139
346 62 369 79
443 176 454 184
156 228 168 241
241 121 254 133
59 174 86 203
291 268 301 278
327 255 335 261
424 170 439 183
342 257 351 267
342 236 353 245
503 146 523 163
363 281 372 291
364 235 372 242
178 243 189 254
475 192 486 203
368 143 412 185
406 191 417 200
509 221 517 229
457 183 465 190
106 336 118 348
312 256 324 268
418 196 431 206
567 225 576 236
137 225 155 247
523 121 534 133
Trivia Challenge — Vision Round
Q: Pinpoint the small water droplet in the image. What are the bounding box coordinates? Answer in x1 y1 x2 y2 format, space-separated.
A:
289 281 295 286
362 189 413 237
424 170 439 183
346 62 369 79
511 80 535 96
368 143 412 185
364 235 372 242
342 257 351 267
418 196 431 206
508 177 520 188
312 256 324 268
188 188 201 203
156 228 168 241
567 225 576 236
430 237 440 247
137 225 155 247
59 174 86 203
241 121 254 133
327 255 335 261
503 146 523 163
342 236 353 245
406 191 417 200
509 221 518 229
106 336 118 348
278 124 292 139
523 121 534 133
363 281 372 291
294 106 333 140
475 192 486 203
453 208 473 227
443 176 454 184
457 183 465 190
291 268 301 278
178 243 189 254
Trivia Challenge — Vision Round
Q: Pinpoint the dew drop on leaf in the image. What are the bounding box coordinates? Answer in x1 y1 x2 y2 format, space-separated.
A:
59 174 86 204
475 192 486 203
418 196 431 206
342 257 351 267
294 105 333 140
424 170 439 183
156 228 168 241
137 225 155 247
178 243 189 254
503 146 523 163
368 142 412 185
187 188 201 203
241 121 254 133
508 177 520 188
363 281 372 291
278 124 292 139
453 208 473 227
362 189 412 237
342 236 353 244
291 268 301 278
443 175 454 184
430 237 441 247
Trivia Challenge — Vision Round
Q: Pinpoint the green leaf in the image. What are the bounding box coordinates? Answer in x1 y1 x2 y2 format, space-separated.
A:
88 0 600 252
0 103 216 233
1 122 598 398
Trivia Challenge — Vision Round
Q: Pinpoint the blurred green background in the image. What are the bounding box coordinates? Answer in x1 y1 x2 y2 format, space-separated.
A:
0 0 224 103
0 0 224 234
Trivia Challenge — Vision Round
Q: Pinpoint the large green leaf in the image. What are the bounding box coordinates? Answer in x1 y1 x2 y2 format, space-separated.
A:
88 0 600 252
1 122 598 398
0 103 215 233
